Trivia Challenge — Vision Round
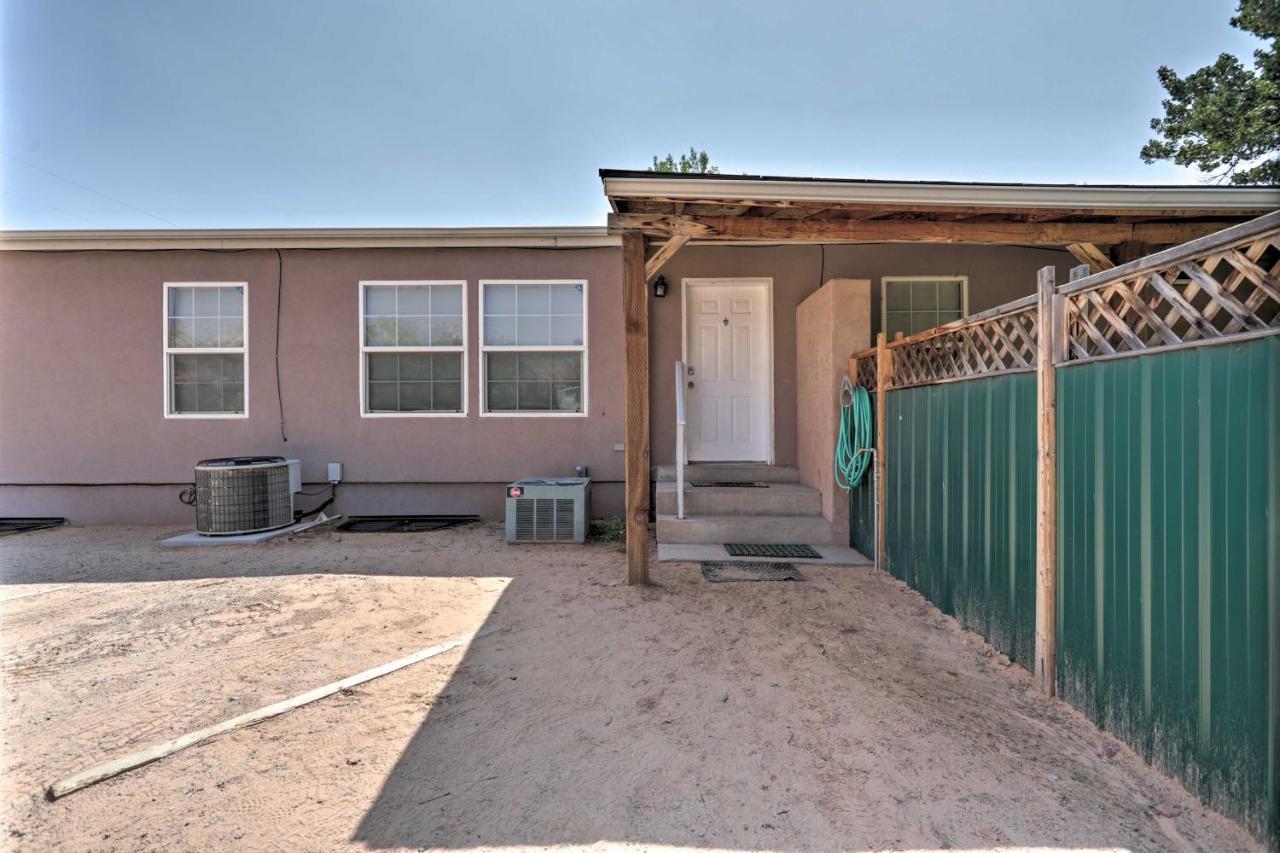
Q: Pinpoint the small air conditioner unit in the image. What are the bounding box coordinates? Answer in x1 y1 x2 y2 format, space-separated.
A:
505 477 590 543
194 456 302 535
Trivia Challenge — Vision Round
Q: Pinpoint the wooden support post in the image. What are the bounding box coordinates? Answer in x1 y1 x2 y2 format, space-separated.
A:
1034 266 1063 696
874 332 890 572
622 231 651 585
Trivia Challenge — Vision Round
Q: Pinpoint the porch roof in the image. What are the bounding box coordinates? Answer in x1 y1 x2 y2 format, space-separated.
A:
600 169 1280 248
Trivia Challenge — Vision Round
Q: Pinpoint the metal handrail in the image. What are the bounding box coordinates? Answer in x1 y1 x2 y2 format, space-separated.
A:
674 361 686 519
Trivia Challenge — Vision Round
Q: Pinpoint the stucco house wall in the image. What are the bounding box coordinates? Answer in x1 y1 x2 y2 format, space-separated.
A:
0 246 626 523
1 238 1076 526
647 242 1077 468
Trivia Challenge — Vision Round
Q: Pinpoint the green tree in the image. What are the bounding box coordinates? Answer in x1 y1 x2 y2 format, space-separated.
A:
650 148 720 174
1141 0 1279 184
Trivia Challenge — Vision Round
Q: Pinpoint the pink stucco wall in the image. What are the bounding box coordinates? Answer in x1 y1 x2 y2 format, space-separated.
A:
795 279 871 545
0 247 624 522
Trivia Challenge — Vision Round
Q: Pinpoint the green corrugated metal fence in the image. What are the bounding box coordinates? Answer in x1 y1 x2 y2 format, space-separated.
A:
883 372 1038 667
1057 334 1280 843
848 393 876 560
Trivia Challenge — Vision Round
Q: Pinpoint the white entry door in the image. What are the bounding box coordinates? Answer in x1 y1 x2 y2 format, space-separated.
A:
683 279 772 462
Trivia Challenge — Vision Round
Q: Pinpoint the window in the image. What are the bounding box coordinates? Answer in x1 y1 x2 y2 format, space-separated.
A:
360 281 467 416
164 283 247 417
882 276 968 338
480 280 586 415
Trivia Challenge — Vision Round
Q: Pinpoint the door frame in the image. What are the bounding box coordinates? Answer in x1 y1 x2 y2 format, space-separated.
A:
679 277 775 464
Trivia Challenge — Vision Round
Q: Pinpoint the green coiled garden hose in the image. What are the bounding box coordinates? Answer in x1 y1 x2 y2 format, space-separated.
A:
835 377 873 490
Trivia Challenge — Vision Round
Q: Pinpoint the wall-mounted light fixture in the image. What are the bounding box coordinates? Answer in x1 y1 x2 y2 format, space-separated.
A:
653 275 668 298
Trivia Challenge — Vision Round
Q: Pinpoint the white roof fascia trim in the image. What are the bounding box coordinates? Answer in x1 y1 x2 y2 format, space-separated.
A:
0 226 619 251
602 176 1280 210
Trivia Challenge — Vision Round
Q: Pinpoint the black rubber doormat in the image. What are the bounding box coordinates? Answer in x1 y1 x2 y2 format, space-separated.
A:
0 518 66 537
337 515 479 533
701 561 803 582
724 543 822 559
689 481 769 488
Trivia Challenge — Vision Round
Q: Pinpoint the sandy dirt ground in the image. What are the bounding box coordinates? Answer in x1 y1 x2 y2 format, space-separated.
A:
0 523 1260 852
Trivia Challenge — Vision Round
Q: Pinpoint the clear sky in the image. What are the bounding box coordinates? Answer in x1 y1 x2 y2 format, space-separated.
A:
0 0 1264 230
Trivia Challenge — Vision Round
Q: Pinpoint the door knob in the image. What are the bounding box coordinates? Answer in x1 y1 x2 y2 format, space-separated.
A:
688 381 695 388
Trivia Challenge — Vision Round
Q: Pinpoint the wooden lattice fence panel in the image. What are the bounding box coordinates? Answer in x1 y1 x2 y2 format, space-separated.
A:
886 300 1038 389
853 351 877 391
1061 214 1280 361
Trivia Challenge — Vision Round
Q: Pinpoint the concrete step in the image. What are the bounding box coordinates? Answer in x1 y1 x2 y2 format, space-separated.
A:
654 481 823 517
656 513 833 545
653 463 801 484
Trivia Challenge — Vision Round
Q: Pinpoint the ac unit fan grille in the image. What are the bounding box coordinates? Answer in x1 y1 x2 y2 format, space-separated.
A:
195 464 292 535
513 497 577 542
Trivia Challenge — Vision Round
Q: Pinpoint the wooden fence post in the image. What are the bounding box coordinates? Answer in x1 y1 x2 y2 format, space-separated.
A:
874 332 890 572
1035 266 1061 696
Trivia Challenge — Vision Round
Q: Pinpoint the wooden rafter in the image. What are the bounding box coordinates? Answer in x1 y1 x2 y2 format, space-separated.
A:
609 213 1240 246
1065 242 1116 274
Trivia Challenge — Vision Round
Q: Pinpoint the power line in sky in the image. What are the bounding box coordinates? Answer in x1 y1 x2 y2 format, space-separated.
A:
2 152 180 227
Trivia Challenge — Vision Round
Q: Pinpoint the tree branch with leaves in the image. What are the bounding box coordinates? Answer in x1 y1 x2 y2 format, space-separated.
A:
650 148 720 174
1141 0 1279 184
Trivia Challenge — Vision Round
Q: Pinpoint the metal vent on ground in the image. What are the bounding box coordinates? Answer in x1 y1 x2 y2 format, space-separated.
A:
724 543 822 559
0 518 66 537
337 516 478 533
701 561 803 582
689 481 769 488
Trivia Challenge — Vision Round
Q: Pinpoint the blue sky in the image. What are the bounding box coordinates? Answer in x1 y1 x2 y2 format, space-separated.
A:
0 0 1264 230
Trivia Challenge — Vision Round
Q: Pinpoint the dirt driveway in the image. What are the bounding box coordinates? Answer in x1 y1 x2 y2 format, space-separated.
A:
0 524 1259 851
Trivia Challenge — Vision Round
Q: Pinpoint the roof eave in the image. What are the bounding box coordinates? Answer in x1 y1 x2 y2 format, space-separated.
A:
0 226 619 251
600 173 1280 211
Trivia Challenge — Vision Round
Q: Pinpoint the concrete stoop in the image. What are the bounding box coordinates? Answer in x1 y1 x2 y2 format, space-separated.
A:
652 463 833 546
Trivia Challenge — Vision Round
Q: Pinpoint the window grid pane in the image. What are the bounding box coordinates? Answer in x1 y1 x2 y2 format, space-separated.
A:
485 352 582 413
366 352 464 413
884 279 964 338
167 286 245 350
363 284 464 348
484 283 584 347
170 354 245 414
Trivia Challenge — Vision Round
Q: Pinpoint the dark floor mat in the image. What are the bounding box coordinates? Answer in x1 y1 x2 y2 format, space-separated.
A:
337 515 479 533
688 480 769 488
701 561 803 582
724 542 821 559
0 518 66 537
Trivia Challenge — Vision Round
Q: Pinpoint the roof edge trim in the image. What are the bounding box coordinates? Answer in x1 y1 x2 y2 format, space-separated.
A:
601 173 1280 210
0 226 619 251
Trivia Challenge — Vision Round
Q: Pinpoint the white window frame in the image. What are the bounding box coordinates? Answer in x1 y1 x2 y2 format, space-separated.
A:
479 279 589 418
163 281 249 419
881 275 969 338
358 280 469 418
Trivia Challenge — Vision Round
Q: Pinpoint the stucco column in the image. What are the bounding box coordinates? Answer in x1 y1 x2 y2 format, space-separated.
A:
795 278 871 545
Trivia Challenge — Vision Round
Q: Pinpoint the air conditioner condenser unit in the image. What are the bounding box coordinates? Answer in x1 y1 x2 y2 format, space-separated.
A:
505 477 590 543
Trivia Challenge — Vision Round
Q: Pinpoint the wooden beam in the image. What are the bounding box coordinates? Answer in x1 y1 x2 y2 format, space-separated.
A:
1034 266 1063 697
1065 242 1115 275
629 196 1272 221
644 233 689 280
622 232 651 585
874 332 890 572
608 213 1240 246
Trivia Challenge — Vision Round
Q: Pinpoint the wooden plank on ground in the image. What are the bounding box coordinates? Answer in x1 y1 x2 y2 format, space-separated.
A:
46 626 495 800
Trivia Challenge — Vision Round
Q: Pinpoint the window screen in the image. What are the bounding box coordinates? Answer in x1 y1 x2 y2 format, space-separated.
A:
883 277 966 338
165 284 247 416
482 282 585 413
361 282 465 414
